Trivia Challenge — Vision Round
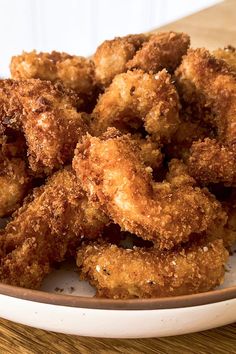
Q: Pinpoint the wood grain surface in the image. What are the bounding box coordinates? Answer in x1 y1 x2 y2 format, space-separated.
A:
0 1 236 353
0 318 236 354
157 0 236 49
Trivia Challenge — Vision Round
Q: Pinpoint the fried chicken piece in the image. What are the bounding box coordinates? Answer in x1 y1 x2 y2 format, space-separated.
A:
0 168 109 289
206 188 236 248
91 69 180 142
0 130 27 158
0 237 51 289
176 48 236 186
222 197 236 247
93 34 148 87
213 46 236 73
126 32 190 73
0 130 30 217
164 119 211 160
73 129 226 249
0 157 30 217
0 79 88 174
188 139 236 186
164 159 227 241
93 32 189 88
175 48 236 146
10 51 96 110
165 158 197 187
77 238 228 299
132 134 163 171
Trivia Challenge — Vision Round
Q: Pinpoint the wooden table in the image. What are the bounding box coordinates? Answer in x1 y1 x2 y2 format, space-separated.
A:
1 1 236 353
0 318 235 354
157 0 236 50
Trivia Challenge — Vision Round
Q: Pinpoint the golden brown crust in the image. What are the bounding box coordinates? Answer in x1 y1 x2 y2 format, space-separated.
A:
133 134 163 171
175 48 236 145
126 32 190 73
0 168 109 288
222 191 236 247
10 51 96 105
188 138 236 185
0 79 88 174
93 32 189 88
93 34 148 87
176 48 236 186
91 69 180 142
73 129 226 249
164 119 211 160
213 46 236 73
0 33 234 297
0 129 30 217
210 189 236 248
0 130 26 158
77 238 228 299
0 157 30 217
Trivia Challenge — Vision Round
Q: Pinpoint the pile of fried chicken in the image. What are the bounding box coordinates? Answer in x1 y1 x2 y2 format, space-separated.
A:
0 31 235 299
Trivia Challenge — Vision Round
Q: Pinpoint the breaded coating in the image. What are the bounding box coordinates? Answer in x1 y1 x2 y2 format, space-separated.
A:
0 79 88 174
164 159 227 238
223 195 236 247
0 157 29 217
73 129 226 249
175 48 236 145
77 238 228 299
126 32 190 73
213 46 236 73
164 119 210 160
188 139 236 185
165 158 197 187
10 51 96 109
93 32 189 88
132 134 163 171
176 48 236 186
93 34 148 87
219 191 236 248
206 188 236 248
91 69 180 142
0 168 109 288
0 130 26 158
0 130 29 217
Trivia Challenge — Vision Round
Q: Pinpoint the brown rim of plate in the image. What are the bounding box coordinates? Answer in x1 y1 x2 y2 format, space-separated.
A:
0 282 235 310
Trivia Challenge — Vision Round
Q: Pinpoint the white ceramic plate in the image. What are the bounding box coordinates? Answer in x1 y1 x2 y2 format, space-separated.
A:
0 249 235 338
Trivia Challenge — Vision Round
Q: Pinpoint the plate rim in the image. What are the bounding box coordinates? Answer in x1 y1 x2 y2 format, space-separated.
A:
0 282 235 310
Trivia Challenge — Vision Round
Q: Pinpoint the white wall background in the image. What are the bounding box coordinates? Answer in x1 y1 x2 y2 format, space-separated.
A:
0 0 220 77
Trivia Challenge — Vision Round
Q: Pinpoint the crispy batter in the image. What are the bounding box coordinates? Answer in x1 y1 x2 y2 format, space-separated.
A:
126 32 190 73
93 34 148 87
73 129 226 249
132 134 163 171
0 33 234 297
10 51 96 108
206 188 236 248
77 238 228 299
164 159 227 242
222 191 236 247
91 69 180 142
0 168 109 288
213 46 236 73
164 119 210 160
93 32 189 88
0 130 26 158
0 157 29 217
0 79 88 174
176 48 236 186
188 138 236 185
175 48 236 145
0 130 30 217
